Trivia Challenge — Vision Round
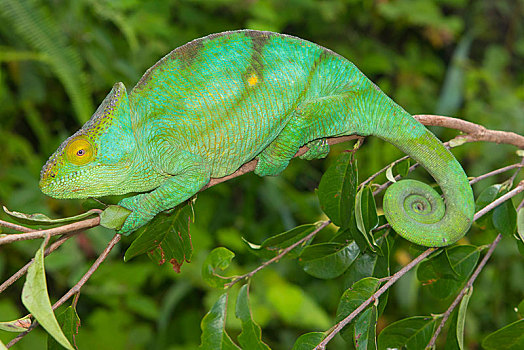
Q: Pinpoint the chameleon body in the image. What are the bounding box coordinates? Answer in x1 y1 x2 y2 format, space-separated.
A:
40 30 474 247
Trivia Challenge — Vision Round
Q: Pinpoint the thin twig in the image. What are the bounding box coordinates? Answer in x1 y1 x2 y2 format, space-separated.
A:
470 163 524 185
0 217 100 246
373 162 421 196
0 232 78 293
315 247 437 349
0 219 34 233
6 233 122 348
426 234 502 348
508 157 524 185
225 220 331 288
359 155 410 189
473 180 524 221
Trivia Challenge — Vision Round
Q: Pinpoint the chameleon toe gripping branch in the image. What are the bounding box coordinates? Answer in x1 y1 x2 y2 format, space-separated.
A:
39 30 474 247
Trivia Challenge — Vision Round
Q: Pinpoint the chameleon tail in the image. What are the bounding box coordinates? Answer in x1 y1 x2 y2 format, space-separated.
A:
373 112 474 247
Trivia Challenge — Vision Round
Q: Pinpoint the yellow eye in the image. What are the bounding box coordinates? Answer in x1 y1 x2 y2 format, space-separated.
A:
65 137 95 165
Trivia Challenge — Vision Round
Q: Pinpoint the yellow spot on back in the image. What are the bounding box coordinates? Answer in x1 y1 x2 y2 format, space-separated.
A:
247 73 258 86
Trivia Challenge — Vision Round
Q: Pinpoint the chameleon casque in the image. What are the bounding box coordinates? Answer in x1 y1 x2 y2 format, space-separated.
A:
39 30 474 247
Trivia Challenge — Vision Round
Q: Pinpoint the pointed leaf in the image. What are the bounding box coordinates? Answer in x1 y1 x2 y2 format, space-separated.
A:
0 316 32 332
394 158 410 177
200 293 240 350
355 186 378 251
3 206 99 226
124 204 193 272
336 277 381 342
317 152 358 228
291 332 324 350
300 242 360 279
377 316 437 350
235 285 270 350
22 238 74 350
385 165 396 183
517 208 524 242
244 224 319 259
354 305 378 350
481 319 524 350
99 205 132 230
475 185 502 226
47 305 80 350
202 247 235 289
417 245 480 299
492 194 517 237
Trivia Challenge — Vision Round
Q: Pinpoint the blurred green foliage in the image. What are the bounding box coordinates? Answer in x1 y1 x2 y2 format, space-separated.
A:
0 0 523 349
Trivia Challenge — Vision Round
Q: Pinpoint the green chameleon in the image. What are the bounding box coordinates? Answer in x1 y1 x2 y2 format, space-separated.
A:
39 30 474 247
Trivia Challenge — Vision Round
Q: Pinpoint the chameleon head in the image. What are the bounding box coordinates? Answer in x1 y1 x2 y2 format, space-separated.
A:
40 82 136 198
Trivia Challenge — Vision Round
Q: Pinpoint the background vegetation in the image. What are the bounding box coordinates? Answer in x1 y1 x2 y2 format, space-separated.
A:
0 0 523 349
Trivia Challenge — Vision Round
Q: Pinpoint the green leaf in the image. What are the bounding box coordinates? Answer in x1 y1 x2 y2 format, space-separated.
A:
518 299 524 314
124 204 193 272
482 319 524 350
343 237 390 288
299 241 360 279
200 293 240 350
417 245 480 299
244 223 319 259
377 316 437 350
354 186 379 251
475 184 502 226
445 287 473 350
0 340 6 350
291 332 324 350
99 205 131 230
202 247 235 289
0 316 31 332
235 285 270 350
354 305 378 349
3 206 99 226
47 305 80 350
492 194 517 237
342 237 390 315
336 277 381 342
517 208 524 242
317 152 358 228
21 238 74 350
394 158 410 177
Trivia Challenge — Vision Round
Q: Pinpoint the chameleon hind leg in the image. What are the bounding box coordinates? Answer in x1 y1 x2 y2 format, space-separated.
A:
300 139 330 160
255 117 308 176
255 95 360 177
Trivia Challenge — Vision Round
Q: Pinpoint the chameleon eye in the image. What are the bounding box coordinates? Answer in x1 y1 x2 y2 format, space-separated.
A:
65 137 95 165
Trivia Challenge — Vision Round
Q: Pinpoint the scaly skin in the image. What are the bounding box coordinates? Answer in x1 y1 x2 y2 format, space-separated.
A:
40 30 474 246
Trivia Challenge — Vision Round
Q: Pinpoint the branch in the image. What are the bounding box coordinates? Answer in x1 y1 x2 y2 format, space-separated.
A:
6 233 122 348
0 232 78 293
0 217 100 246
470 163 524 185
225 220 331 288
315 248 437 350
0 219 34 233
414 115 524 148
426 234 502 348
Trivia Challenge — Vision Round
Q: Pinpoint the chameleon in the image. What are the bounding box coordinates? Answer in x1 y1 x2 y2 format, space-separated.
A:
39 30 474 247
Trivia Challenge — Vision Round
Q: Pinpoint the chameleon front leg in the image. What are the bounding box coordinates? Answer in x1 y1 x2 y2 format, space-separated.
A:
118 153 211 234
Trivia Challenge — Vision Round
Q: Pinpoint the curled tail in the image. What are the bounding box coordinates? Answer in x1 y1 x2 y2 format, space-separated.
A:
372 112 474 247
